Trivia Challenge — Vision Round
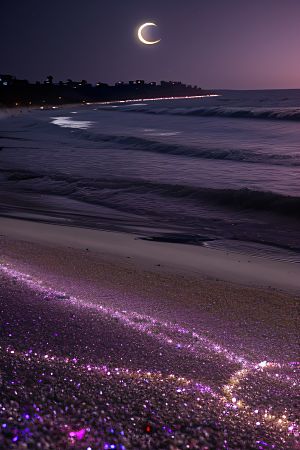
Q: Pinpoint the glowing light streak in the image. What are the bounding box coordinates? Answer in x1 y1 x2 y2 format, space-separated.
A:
86 94 220 107
0 263 299 438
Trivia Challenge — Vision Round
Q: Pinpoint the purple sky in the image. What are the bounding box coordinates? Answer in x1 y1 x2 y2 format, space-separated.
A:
1 0 299 89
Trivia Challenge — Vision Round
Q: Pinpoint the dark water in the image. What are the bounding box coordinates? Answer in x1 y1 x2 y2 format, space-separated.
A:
0 89 299 262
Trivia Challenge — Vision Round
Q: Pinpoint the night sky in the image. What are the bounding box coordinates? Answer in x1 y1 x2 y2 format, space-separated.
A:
1 0 299 90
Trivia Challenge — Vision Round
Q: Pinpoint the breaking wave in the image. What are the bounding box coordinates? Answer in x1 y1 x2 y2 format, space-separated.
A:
76 130 300 167
2 168 300 218
105 104 300 121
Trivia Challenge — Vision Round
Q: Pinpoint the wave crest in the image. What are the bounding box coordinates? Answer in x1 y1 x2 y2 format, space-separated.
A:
111 105 300 121
77 131 300 167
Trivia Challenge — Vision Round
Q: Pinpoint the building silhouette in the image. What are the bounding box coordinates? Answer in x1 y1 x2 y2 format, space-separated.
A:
0 75 205 107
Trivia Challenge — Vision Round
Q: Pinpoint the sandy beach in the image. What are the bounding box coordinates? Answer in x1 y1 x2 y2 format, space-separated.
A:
2 0 300 445
0 218 299 449
1 217 299 294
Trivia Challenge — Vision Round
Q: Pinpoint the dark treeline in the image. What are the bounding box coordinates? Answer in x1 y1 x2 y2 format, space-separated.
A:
0 75 207 107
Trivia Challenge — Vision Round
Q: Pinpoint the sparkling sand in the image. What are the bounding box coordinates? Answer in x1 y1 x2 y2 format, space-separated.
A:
0 226 299 449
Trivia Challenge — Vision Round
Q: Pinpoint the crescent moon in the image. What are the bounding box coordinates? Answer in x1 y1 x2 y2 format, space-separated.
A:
138 23 161 45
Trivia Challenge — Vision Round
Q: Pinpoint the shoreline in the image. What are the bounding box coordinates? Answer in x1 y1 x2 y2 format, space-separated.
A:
1 219 299 448
0 216 299 294
0 93 217 111
1 93 300 449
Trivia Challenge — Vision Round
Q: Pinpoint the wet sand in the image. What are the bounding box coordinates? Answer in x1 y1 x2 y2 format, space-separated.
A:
0 217 299 294
0 220 299 449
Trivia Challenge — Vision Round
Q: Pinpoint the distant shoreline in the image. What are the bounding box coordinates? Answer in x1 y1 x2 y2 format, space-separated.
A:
0 75 214 107
0 94 218 110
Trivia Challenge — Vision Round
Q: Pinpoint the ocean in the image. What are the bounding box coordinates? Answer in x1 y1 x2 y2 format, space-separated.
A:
0 89 299 262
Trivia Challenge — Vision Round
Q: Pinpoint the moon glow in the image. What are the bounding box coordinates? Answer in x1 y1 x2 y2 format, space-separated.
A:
138 23 161 45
